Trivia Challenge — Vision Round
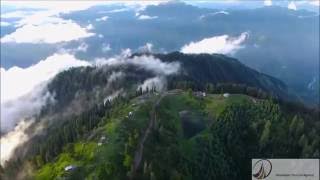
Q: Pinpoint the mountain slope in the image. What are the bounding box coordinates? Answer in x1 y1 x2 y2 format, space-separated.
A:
152 52 290 99
1 52 314 179
32 91 319 180
45 52 294 114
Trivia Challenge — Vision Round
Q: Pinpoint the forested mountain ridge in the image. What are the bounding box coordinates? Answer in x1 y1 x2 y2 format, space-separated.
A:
1 1 319 179
3 90 318 180
152 52 290 99
1 53 318 179
49 52 294 110
40 52 297 115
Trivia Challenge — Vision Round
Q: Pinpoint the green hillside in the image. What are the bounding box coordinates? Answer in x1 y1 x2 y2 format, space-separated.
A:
1 53 318 180
32 90 319 180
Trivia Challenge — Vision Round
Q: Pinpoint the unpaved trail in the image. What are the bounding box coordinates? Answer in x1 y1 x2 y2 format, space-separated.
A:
131 94 163 174
130 90 181 178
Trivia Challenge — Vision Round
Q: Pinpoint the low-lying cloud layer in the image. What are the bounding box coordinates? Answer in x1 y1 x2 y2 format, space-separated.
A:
1 53 91 132
108 71 125 83
139 76 166 91
95 50 181 103
96 53 180 76
1 87 52 133
0 49 180 166
180 32 249 55
0 53 91 166
1 120 34 165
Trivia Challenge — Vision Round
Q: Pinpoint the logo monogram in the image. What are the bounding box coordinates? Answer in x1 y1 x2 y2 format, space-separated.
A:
252 159 272 179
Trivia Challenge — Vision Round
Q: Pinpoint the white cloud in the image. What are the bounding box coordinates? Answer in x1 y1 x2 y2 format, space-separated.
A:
0 52 179 133
103 8 130 13
96 16 109 22
12 11 63 27
122 1 166 7
1 120 33 165
121 48 133 57
138 76 166 92
86 24 94 30
1 1 109 14
264 0 272 6
1 1 167 44
98 34 104 38
1 2 97 44
138 42 153 52
1 10 35 18
1 53 91 132
108 71 124 83
210 0 239 3
1 21 94 43
59 42 89 54
0 87 53 135
310 0 320 6
1 21 10 26
103 89 123 105
138 15 158 20
0 49 177 165
180 32 249 55
120 0 168 15
1 53 90 102
0 52 90 165
288 1 297 10
2 1 167 14
212 11 229 16
96 55 180 76
76 42 89 52
102 43 111 52
295 0 320 7
199 11 229 20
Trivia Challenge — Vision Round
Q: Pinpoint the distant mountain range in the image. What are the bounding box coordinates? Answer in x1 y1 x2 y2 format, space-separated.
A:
2 2 318 105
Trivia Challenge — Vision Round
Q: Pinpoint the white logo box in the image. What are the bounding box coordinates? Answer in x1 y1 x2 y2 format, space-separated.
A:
252 159 319 180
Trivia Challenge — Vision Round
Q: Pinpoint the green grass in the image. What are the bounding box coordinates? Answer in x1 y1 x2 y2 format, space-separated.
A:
35 141 99 179
73 142 98 161
204 94 253 118
35 153 78 180
34 91 259 179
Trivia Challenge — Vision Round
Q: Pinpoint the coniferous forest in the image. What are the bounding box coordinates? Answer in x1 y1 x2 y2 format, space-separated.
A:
1 53 318 180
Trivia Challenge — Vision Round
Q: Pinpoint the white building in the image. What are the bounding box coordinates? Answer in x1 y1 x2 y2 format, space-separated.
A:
64 165 76 171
